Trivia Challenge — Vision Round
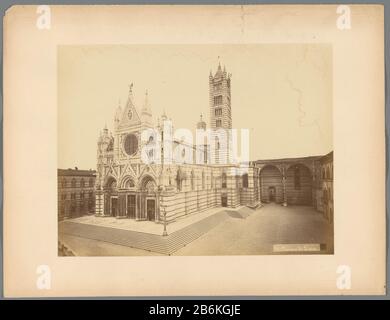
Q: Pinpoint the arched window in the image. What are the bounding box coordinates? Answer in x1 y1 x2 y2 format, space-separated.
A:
191 170 195 191
89 178 93 187
71 178 76 188
222 172 227 188
80 178 85 188
126 179 135 189
176 169 182 191
242 173 249 188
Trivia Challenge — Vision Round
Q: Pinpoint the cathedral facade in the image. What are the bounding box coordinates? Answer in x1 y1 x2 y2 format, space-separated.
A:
94 64 333 224
95 64 257 223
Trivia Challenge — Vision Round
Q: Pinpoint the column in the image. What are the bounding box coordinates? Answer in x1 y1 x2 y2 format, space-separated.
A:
282 167 287 206
258 173 262 205
136 194 140 221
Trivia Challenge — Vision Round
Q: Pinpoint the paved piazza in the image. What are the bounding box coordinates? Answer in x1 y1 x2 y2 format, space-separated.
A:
174 203 333 255
59 203 333 256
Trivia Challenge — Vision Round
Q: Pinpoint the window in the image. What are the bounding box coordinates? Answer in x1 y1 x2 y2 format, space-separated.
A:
124 134 138 156
215 137 220 150
148 149 154 160
80 192 84 200
89 191 93 199
191 171 195 191
202 171 205 190
215 108 222 116
89 178 93 187
71 178 76 188
176 169 182 191
242 173 249 188
214 83 222 91
61 193 67 200
213 95 222 106
80 178 85 188
222 172 227 188
61 179 67 188
71 193 76 200
216 119 222 127
294 167 301 190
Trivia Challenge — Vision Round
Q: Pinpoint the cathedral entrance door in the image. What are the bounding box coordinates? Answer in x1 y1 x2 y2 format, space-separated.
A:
221 195 228 207
111 197 118 217
146 199 155 221
268 187 276 202
127 195 136 219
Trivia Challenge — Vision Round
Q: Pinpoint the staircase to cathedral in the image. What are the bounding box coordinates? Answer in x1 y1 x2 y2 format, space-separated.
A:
59 207 256 255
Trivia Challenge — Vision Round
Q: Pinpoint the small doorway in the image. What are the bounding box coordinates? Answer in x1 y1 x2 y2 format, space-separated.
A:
268 187 276 202
111 197 118 217
146 199 155 221
127 195 136 219
221 195 228 207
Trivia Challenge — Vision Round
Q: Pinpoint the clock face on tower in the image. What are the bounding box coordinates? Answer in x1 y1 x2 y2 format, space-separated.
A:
127 109 133 120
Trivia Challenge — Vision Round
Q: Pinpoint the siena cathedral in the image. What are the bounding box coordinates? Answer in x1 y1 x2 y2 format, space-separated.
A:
95 63 334 224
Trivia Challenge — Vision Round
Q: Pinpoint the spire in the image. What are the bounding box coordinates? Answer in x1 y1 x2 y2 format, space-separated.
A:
215 61 223 78
142 89 152 114
115 99 122 122
162 109 167 121
126 83 135 107
141 89 153 126
197 113 206 130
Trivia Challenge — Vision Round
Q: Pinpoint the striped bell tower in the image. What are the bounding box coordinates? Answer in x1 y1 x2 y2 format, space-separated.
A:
209 63 232 164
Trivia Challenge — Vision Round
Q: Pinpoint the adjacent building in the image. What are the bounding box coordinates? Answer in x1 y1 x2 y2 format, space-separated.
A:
255 152 333 223
58 168 96 220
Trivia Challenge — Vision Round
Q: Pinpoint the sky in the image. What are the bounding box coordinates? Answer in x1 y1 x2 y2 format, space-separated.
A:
58 44 332 170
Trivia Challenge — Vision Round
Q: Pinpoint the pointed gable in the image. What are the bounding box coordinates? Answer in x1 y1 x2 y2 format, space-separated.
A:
118 83 141 130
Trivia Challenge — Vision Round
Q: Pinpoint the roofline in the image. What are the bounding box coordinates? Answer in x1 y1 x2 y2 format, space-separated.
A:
254 151 333 163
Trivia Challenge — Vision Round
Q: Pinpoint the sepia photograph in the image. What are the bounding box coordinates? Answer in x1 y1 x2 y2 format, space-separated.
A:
57 44 334 256
2 4 385 298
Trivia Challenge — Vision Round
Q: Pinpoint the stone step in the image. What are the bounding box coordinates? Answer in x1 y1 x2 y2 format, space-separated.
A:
59 210 230 255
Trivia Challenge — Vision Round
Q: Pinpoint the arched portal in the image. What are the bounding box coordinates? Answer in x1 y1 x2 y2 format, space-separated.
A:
104 176 118 217
119 175 137 219
259 165 283 203
285 164 312 205
139 175 157 221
